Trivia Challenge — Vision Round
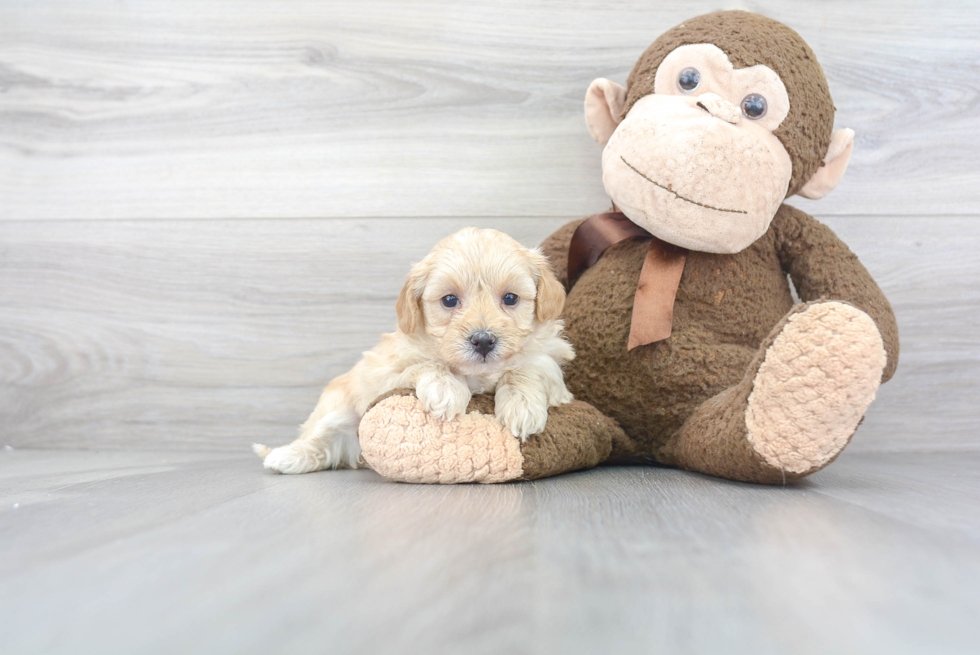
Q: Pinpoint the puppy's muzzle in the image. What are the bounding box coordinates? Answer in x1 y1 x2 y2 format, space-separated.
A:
469 330 496 358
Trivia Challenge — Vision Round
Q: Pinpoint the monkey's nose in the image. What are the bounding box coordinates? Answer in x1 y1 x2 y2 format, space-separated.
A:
695 92 740 124
470 331 496 358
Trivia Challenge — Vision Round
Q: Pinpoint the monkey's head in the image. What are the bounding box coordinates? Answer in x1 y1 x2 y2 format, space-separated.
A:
585 11 853 253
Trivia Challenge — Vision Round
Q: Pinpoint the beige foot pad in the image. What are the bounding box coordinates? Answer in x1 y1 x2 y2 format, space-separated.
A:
745 302 887 474
359 395 524 484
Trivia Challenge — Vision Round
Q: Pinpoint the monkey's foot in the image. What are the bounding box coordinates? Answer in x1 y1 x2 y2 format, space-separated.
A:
358 390 623 484
745 301 887 474
667 301 887 484
358 392 524 484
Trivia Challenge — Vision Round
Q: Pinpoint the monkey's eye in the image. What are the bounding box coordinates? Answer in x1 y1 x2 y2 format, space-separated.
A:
741 94 768 120
502 293 519 306
677 67 701 93
441 295 459 308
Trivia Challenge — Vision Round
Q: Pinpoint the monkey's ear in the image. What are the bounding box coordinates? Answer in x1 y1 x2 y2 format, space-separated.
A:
396 265 426 334
584 78 627 147
798 128 855 200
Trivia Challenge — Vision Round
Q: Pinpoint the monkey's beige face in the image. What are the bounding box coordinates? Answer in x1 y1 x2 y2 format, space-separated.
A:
593 44 795 254
397 228 565 376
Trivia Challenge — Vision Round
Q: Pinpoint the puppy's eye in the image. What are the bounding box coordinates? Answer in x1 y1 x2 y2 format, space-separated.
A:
441 295 458 308
502 293 519 306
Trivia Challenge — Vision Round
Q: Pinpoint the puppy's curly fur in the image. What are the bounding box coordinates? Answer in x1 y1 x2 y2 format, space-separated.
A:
254 228 575 474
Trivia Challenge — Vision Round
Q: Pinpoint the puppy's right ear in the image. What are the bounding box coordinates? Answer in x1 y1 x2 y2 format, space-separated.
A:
532 251 566 322
396 264 426 334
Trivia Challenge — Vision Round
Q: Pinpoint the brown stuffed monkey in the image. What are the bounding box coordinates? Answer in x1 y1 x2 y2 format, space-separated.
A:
358 10 899 485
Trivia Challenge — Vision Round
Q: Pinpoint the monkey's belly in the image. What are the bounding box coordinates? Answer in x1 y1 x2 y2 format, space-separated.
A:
561 237 794 457
564 324 756 457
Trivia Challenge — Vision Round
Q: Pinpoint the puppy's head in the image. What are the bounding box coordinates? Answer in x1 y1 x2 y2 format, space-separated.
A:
396 228 565 373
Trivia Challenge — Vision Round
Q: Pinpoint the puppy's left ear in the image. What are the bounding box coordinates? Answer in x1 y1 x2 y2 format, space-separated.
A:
532 251 566 322
396 262 426 334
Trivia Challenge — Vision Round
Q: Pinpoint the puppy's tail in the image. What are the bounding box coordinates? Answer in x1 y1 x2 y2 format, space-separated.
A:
252 443 272 459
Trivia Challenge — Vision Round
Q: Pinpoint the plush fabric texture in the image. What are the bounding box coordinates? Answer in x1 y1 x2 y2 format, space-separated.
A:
771 204 899 382
359 390 524 484
692 92 741 124
584 78 627 147
516 398 626 480
798 128 855 200
655 302 838 484
623 10 835 197
360 389 627 483
651 44 791 132
555 213 795 458
568 211 689 347
603 93 793 253
445 392 626 481
745 301 886 473
536 203 899 482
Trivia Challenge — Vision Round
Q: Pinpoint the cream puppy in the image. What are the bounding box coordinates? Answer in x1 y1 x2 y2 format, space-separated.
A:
253 227 575 474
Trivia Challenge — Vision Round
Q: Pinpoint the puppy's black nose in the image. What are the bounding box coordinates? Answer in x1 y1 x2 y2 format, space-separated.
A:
470 331 496 357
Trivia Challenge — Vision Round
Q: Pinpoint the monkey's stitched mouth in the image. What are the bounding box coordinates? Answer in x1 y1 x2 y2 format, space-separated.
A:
620 156 748 215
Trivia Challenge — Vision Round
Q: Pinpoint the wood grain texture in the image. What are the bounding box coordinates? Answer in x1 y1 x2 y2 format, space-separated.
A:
2 449 979 654
1 0 978 219
1 214 977 452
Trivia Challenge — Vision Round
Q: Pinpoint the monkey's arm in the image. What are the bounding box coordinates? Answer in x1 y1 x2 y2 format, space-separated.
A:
771 203 899 382
539 218 588 289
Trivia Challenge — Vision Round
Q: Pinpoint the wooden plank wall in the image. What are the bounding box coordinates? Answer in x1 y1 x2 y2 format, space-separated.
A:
1 1 978 453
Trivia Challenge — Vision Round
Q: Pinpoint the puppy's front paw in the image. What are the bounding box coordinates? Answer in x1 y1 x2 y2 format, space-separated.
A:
494 386 548 441
257 443 326 475
416 372 471 420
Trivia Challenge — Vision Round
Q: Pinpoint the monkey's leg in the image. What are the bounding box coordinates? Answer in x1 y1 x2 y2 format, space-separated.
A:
659 301 887 484
358 390 626 484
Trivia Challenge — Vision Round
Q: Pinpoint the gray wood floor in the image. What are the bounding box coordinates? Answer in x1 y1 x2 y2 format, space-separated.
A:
2 448 979 655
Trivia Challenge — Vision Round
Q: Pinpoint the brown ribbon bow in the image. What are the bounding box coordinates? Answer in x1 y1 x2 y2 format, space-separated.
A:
568 211 687 350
